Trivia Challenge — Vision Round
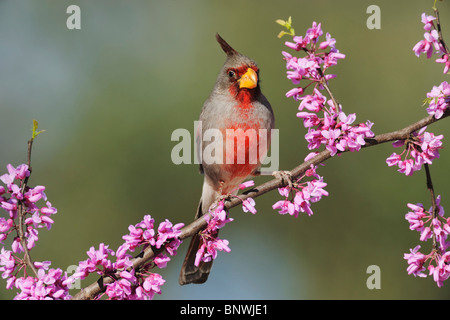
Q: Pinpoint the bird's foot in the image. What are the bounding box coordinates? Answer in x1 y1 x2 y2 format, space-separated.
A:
272 170 293 188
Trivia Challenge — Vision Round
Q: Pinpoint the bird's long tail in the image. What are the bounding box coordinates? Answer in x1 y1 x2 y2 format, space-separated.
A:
179 181 218 285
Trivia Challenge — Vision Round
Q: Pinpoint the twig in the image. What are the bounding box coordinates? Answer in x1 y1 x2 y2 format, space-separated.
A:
424 163 438 251
72 108 450 300
321 81 339 111
433 6 450 54
17 137 38 278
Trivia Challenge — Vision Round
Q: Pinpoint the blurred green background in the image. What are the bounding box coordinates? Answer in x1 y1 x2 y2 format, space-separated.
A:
1 0 450 299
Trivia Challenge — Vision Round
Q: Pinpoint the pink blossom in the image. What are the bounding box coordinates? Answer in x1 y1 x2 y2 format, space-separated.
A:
306 21 323 42
405 202 427 231
122 215 156 250
239 180 255 190
0 166 15 187
282 20 373 161
242 198 257 214
272 167 327 218
413 12 449 74
165 238 182 256
24 186 47 203
318 32 336 50
426 81 450 119
323 49 346 70
285 35 309 51
0 217 12 233
421 13 436 31
40 201 57 216
428 252 450 288
1 199 17 218
296 111 321 128
12 266 72 300
272 200 296 216
278 186 290 198
286 87 304 100
436 54 450 74
154 253 170 268
403 196 450 287
156 219 184 249
404 245 427 277
105 277 133 300
386 153 401 167
141 273 165 300
387 127 443 176
34 260 51 270
194 200 233 266
195 237 230 267
204 200 233 231
14 164 30 180
11 237 23 253
413 30 442 58
299 89 326 112
420 226 432 242
0 248 16 279
0 164 30 189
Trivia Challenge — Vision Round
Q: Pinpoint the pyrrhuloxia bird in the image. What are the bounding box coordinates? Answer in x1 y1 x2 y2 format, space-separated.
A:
179 34 275 285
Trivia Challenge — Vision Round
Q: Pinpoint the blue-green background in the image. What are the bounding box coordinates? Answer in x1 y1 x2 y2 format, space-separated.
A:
1 0 450 299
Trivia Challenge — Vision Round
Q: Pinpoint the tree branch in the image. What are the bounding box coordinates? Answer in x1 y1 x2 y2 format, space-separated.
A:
17 137 38 278
72 108 450 300
424 163 438 251
433 5 450 54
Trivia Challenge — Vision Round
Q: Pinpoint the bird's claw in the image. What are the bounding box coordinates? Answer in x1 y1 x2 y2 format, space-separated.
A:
272 170 293 188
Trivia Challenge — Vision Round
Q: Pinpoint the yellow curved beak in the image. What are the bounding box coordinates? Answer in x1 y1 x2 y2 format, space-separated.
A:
239 68 258 89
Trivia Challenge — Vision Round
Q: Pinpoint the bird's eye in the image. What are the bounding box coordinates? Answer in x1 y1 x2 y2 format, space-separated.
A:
228 70 235 78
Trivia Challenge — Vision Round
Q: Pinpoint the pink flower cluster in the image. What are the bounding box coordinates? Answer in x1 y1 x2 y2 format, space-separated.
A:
0 162 185 299
195 200 232 267
70 216 184 300
272 165 328 218
425 81 450 119
123 215 183 257
397 14 449 176
0 164 67 299
300 102 375 156
12 264 72 300
398 10 450 288
413 13 449 74
192 180 259 266
386 127 443 176
414 15 449 118
282 22 375 157
275 21 372 221
283 22 345 85
403 196 450 287
0 164 57 242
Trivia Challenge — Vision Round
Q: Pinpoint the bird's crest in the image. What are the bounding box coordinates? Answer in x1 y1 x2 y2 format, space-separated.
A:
216 33 238 56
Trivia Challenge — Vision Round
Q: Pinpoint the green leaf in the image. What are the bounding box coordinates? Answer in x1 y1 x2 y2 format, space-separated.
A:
275 16 295 38
32 119 46 139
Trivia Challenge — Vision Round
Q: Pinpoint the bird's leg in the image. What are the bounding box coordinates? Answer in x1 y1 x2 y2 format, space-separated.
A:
215 180 231 203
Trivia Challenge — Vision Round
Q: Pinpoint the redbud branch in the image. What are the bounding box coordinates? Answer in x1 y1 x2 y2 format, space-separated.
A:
433 7 450 54
321 81 339 111
72 244 166 300
424 164 438 250
71 109 450 300
72 275 114 300
17 137 38 278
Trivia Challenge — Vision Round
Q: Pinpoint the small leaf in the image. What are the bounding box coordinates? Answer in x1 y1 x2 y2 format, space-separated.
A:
32 119 46 139
275 19 286 26
277 30 287 39
276 16 295 38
